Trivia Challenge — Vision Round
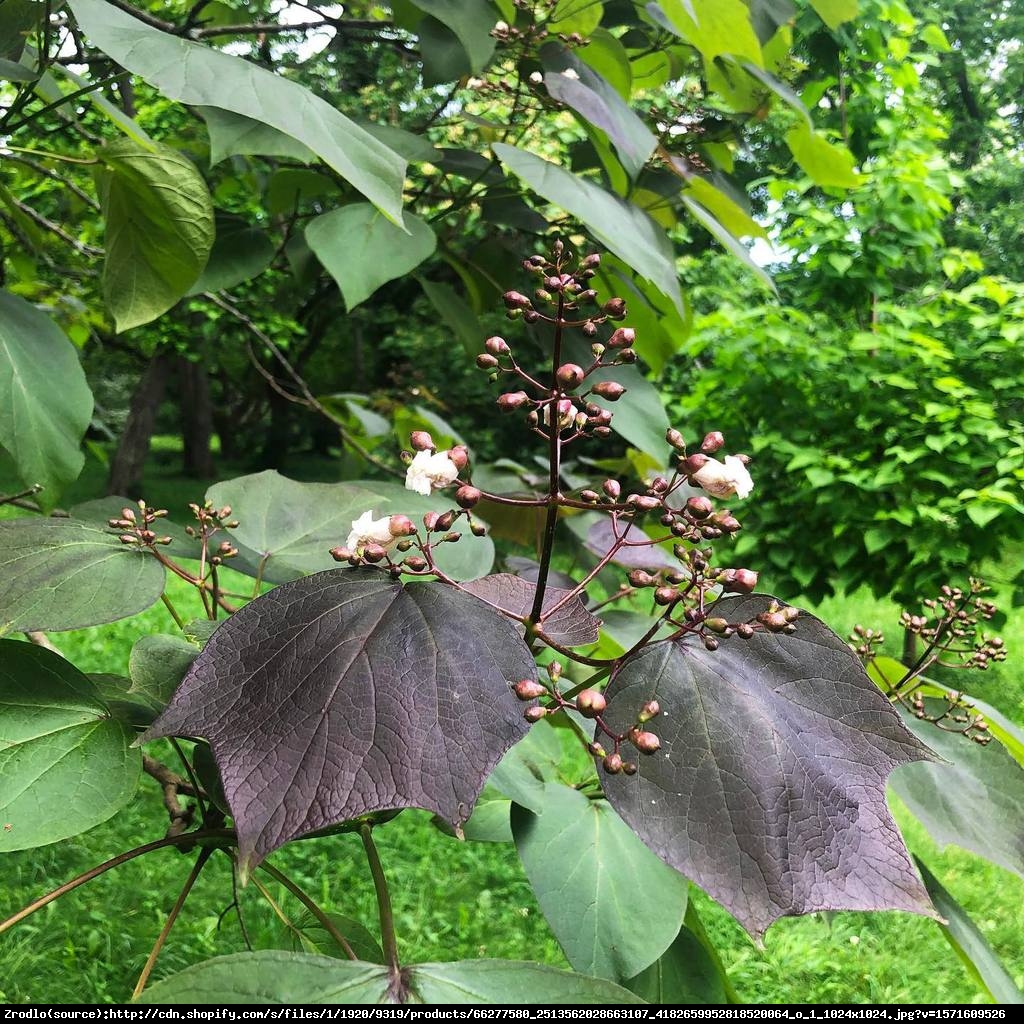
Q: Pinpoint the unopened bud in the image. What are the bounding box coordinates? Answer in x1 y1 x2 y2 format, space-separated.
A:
722 568 758 594
706 617 730 634
448 445 469 470
607 327 635 349
683 453 710 475
631 730 661 754
121 507 136 522
485 336 510 355
587 741 607 758
436 511 457 531
515 679 547 700
410 430 435 452
628 569 657 588
701 431 725 454
654 587 679 606
503 290 532 310
556 363 585 388
362 543 388 562
632 495 661 513
477 353 499 370
580 489 600 503
603 297 626 319
583 321 598 337
404 555 428 571
639 700 661 722
581 253 601 269
666 428 686 452
602 752 624 774
602 479 621 500
497 391 530 412
455 485 481 509
443 531 461 543
576 689 607 718
389 515 416 537
686 496 713 520
622 761 638 775
591 380 626 401
524 706 548 723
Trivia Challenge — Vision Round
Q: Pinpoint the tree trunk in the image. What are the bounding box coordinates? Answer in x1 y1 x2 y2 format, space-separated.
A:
106 351 172 498
178 356 215 478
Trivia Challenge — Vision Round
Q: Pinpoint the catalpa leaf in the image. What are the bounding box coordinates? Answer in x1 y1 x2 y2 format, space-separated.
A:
601 594 938 938
143 571 534 873
462 573 599 647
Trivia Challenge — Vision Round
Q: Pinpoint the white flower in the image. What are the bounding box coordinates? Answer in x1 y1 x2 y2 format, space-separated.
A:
466 77 485 90
347 510 397 552
561 68 580 80
494 20 509 32
529 71 543 85
542 398 579 431
692 455 754 500
405 449 460 496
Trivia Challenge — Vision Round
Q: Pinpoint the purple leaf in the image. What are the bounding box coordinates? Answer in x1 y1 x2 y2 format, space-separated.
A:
462 573 600 647
142 570 534 874
585 518 678 571
601 594 939 938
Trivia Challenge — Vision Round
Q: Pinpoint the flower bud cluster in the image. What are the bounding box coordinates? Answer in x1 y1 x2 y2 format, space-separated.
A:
108 499 174 548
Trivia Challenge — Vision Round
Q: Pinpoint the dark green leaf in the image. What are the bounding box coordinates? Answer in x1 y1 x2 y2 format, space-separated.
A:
70 0 406 222
513 785 689 981
0 517 164 634
602 595 938 938
418 16 470 85
890 701 1024 879
128 634 200 714
283 912 385 964
201 107 316 165
419 278 480 354
487 718 565 813
0 290 93 509
0 640 140 851
409 0 496 72
136 951 647 1003
94 140 215 331
493 143 685 316
306 204 436 311
143 571 535 873
187 215 275 295
915 858 1023 1004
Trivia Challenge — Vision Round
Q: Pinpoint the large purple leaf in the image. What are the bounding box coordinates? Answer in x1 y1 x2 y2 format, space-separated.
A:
462 573 600 647
142 570 534 873
601 594 939 939
585 518 678 571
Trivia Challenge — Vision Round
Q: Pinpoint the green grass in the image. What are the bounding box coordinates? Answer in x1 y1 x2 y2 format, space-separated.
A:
2 453 1023 1004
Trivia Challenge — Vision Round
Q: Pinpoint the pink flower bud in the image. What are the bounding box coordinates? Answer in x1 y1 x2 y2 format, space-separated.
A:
591 381 626 401
476 353 499 369
388 515 416 537
722 568 759 594
701 431 725 454
497 391 530 412
603 297 626 319
362 543 387 563
448 445 470 470
410 431 435 452
686 496 713 520
556 363 585 388
423 511 441 531
485 336 510 355
607 327 635 349
455 485 481 509
503 290 532 309
666 428 686 451
602 752 624 774
330 546 353 562
576 689 607 718
514 679 547 700
631 730 661 754
603 479 621 499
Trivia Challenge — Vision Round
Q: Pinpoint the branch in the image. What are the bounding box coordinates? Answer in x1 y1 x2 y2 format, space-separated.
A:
8 197 103 257
142 754 203 836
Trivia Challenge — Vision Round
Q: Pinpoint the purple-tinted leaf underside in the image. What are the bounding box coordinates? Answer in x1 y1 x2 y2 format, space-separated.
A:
601 594 940 938
462 573 600 646
143 570 535 873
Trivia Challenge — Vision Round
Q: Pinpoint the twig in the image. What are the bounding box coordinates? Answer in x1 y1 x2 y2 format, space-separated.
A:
7 197 103 257
24 631 61 654
142 754 201 836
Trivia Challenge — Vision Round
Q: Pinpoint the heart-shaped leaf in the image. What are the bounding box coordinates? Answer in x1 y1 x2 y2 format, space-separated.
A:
0 640 140 851
135 951 646 1004
890 699 1024 879
69 0 406 223
127 634 200 715
0 290 94 510
585 517 677 571
187 215 275 295
0 516 165 634
94 139 215 331
601 594 939 938
143 571 535 873
462 573 599 646
512 785 689 982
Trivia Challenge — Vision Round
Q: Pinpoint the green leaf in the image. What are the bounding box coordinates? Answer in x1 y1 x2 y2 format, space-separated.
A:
0 290 93 509
94 139 215 331
488 719 565 813
809 0 857 30
659 0 763 66
0 517 165 635
0 56 36 81
0 0 41 63
579 29 632 99
128 634 199 714
542 47 656 179
204 471 386 584
136 951 647 1003
70 0 406 222
187 215 275 295
53 65 154 146
513 785 689 981
625 905 731 1003
201 107 316 165
891 701 1024 879
419 278 480 355
283 912 385 964
785 123 862 189
409 0 496 72
306 204 437 311
548 0 603 36
684 177 765 239
494 143 684 316
418 16 470 85
914 858 1023 1004
0 640 140 851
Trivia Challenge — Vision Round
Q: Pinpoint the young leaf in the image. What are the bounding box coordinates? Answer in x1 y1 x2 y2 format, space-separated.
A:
0 517 164 635
493 144 685 317
306 205 437 311
461 573 600 647
0 290 93 509
658 0 764 66
890 700 1024 879
409 0 496 73
135 951 647 1004
512 785 689 982
0 640 140 851
94 140 215 331
601 594 939 938
810 0 858 30
914 858 1023 1005
785 123 863 189
142 571 535 874
69 0 406 222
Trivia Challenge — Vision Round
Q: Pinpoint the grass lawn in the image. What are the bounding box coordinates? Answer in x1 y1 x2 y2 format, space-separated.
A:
2 448 1022 1004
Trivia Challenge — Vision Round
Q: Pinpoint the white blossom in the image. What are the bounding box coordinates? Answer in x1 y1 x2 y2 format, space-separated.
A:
542 398 579 431
494 20 509 32
347 511 397 552
405 449 460 496
529 71 543 85
692 455 754 500
561 68 580 80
